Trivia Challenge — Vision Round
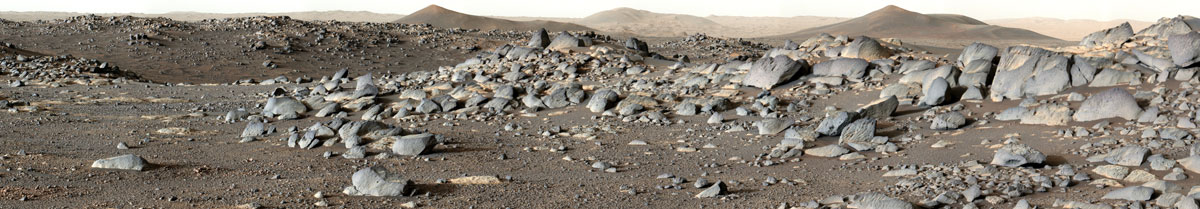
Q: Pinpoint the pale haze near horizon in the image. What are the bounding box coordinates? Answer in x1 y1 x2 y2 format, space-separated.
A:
4 0 1196 22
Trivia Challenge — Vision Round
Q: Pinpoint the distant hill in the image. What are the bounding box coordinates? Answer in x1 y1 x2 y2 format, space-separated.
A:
393 5 591 32
775 5 1060 41
986 17 1153 41
704 15 849 38
569 7 724 37
0 11 406 22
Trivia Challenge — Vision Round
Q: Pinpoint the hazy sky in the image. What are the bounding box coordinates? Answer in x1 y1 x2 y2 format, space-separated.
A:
5 0 1197 21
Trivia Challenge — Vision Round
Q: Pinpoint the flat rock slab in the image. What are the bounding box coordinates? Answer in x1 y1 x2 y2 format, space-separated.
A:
91 154 148 171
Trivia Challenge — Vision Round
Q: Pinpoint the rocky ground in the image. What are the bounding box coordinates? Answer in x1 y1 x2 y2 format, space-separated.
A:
2 15 1200 209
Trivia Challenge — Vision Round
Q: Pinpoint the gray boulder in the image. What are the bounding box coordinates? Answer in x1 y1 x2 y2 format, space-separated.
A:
991 144 1045 167
817 111 858 136
917 77 948 107
812 58 869 79
263 97 307 119
931 112 967 130
547 32 582 49
839 36 892 61
1073 88 1142 121
1080 22 1134 47
344 167 412 197
857 96 898 119
1100 186 1153 201
91 154 148 171
805 144 850 157
1020 103 1072 126
1105 145 1149 166
743 55 807 89
391 133 436 156
587 89 618 113
898 60 935 74
990 46 1070 101
694 181 726 198
1169 31 1200 67
838 118 877 147
957 42 998 68
756 118 793 135
528 28 550 48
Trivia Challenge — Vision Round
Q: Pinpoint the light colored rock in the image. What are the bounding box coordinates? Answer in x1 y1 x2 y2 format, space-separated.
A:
90 154 148 171
1073 88 1141 121
990 144 1045 167
1101 186 1153 201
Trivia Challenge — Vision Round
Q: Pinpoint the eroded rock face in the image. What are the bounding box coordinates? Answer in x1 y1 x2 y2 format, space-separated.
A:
990 46 1071 102
1080 22 1134 47
742 55 807 89
857 96 898 120
1073 88 1142 122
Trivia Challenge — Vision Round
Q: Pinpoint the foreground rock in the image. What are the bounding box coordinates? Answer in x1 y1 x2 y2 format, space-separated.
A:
343 167 413 197
1072 88 1141 122
91 154 148 171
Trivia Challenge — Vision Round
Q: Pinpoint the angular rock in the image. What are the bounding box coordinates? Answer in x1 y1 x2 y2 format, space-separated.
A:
1080 22 1134 47
263 97 307 119
528 28 550 48
344 167 412 197
756 118 793 135
694 181 726 198
1178 156 1200 174
990 144 1045 167
1105 145 1149 166
1020 103 1072 126
918 77 948 107
838 118 877 147
990 46 1070 101
931 112 967 130
1169 31 1200 67
857 96 898 119
391 133 435 156
743 55 807 89
817 111 858 136
839 36 892 61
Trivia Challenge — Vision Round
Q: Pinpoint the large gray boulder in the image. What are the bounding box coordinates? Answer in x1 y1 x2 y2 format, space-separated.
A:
344 167 412 197
991 144 1045 167
1169 31 1200 67
917 77 948 107
838 118 878 148
990 46 1071 101
812 58 869 79
817 111 858 136
1073 88 1142 121
1105 145 1149 166
263 97 307 119
391 133 436 156
1080 22 1134 47
857 96 898 119
839 36 892 61
91 154 148 171
743 55 807 89
547 32 583 49
755 118 793 135
528 28 550 48
957 42 999 68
